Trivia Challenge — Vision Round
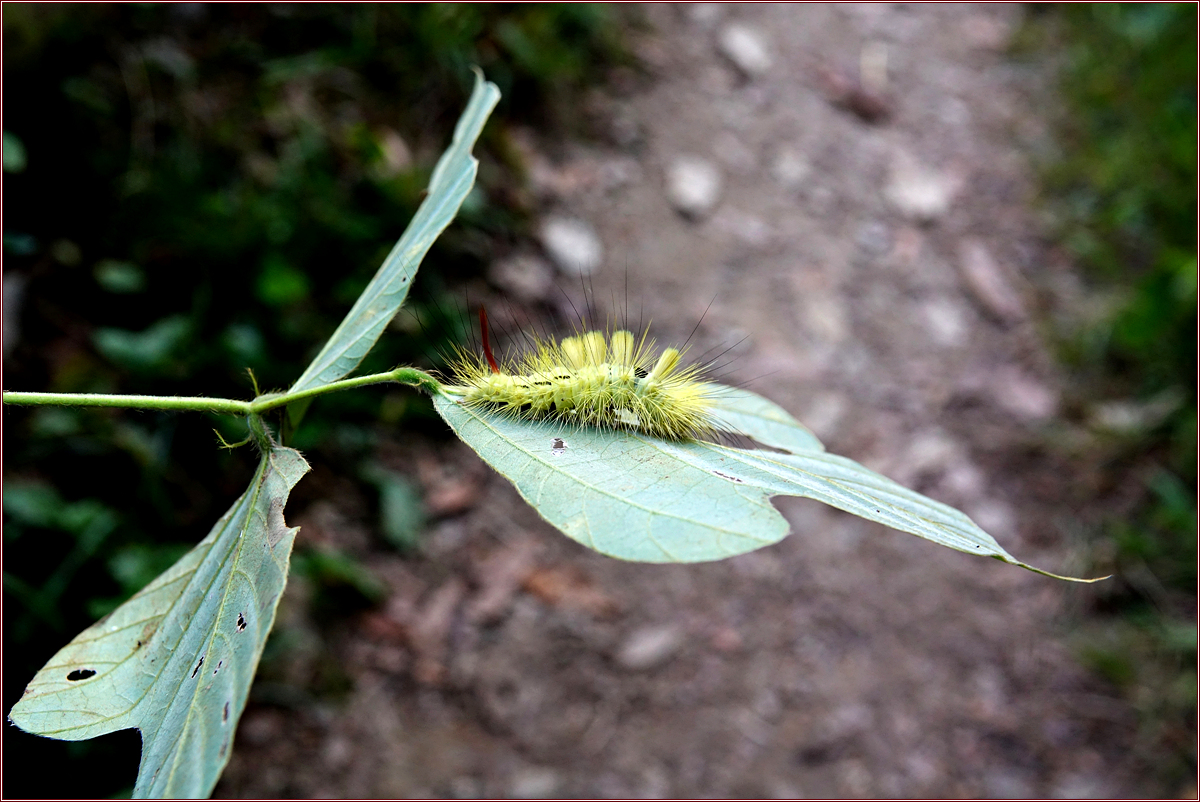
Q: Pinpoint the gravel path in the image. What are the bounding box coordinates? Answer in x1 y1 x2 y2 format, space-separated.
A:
218 5 1145 797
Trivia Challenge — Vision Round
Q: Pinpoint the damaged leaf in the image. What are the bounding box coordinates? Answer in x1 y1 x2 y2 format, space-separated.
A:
433 388 1101 581
9 446 310 799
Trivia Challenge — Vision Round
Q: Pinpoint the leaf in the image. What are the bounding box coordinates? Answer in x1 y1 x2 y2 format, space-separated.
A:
287 70 501 395
93 316 191 372
706 385 825 453
361 465 425 551
433 389 1101 581
8 445 311 799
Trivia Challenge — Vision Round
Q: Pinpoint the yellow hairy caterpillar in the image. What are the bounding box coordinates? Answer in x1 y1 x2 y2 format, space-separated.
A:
440 308 725 441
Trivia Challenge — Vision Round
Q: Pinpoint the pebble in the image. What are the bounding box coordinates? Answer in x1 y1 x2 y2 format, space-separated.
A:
958 240 1026 322
508 767 560 799
666 156 723 218
688 3 723 28
1088 389 1184 434
801 393 845 439
488 253 555 302
943 459 985 497
637 764 671 798
884 153 958 222
982 768 1034 799
718 23 772 78
817 65 892 124
767 779 804 799
321 733 354 770
538 216 603 275
597 156 641 192
449 776 483 799
921 297 968 347
968 499 1016 542
837 760 872 796
961 14 1014 51
710 207 772 247
801 293 849 344
854 220 892 255
991 366 1058 421
901 430 960 485
770 148 811 189
607 107 642 148
1049 773 1110 799
616 625 684 670
709 626 743 653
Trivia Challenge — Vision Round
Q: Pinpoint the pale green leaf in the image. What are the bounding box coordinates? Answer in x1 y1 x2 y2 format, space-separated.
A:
706 385 824 453
433 389 1099 581
288 70 501 394
8 445 311 798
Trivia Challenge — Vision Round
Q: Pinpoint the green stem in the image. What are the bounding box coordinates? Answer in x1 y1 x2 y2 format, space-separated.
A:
249 368 440 414
0 392 252 415
2 367 443 416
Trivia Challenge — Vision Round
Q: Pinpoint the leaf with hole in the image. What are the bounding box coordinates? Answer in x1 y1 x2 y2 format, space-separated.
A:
8 445 310 799
433 387 1100 580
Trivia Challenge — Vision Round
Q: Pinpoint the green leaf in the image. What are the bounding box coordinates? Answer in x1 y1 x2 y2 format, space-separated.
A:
256 253 310 307
361 465 426 551
93 316 191 372
287 70 501 395
4 129 27 173
433 389 1100 581
707 385 825 453
3 481 65 529
94 259 147 294
8 445 311 799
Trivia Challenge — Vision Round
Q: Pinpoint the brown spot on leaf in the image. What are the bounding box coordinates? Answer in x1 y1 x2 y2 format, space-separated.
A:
136 619 159 650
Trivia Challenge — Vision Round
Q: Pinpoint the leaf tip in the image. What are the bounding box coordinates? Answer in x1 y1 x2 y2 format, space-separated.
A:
1014 559 1112 583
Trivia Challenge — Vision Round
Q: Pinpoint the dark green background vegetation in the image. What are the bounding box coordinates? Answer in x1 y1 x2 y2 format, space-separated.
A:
1029 3 1196 789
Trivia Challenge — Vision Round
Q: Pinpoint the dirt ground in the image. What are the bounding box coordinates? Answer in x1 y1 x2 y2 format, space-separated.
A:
216 5 1153 797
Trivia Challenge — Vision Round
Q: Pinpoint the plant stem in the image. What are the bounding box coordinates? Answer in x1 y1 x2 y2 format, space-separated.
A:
2 367 442 416
0 392 252 414
250 368 440 414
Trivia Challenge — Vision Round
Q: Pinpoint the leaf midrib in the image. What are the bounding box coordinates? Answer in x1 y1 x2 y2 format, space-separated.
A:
149 451 276 795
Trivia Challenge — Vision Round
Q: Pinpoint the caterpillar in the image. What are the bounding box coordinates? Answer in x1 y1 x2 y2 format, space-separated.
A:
439 308 726 442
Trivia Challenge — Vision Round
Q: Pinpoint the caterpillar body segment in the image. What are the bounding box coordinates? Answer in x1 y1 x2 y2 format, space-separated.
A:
443 328 725 441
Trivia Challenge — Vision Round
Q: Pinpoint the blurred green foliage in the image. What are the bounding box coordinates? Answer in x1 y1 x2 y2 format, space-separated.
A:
3 5 626 797
1031 3 1196 791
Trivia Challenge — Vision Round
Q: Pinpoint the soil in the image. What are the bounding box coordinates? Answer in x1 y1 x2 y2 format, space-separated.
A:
215 5 1152 797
